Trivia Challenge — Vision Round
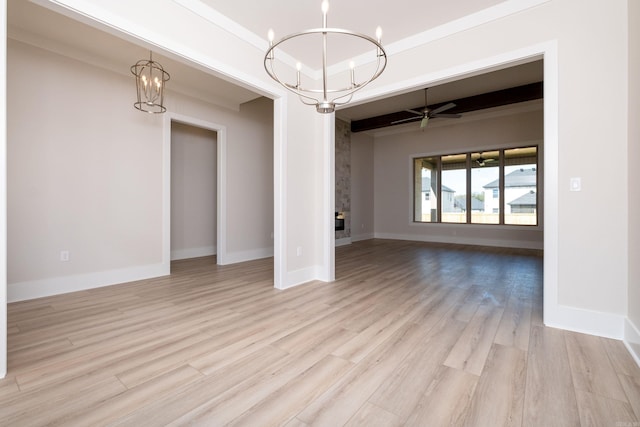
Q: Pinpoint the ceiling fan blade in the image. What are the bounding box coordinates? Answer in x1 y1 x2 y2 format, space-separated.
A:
430 102 456 115
476 157 496 166
430 113 462 119
420 116 429 128
391 116 422 125
405 109 425 116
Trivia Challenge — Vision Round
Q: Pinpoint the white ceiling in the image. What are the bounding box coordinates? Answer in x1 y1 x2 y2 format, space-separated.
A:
7 0 541 124
200 0 504 66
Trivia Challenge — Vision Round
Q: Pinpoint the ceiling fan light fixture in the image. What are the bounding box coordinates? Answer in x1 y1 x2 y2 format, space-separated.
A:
390 87 461 128
264 0 387 114
475 153 496 167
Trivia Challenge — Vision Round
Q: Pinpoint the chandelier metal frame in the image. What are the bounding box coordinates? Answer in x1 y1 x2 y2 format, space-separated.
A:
131 51 170 114
264 1 387 114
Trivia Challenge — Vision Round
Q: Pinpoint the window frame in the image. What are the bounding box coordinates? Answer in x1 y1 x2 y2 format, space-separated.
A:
412 145 538 227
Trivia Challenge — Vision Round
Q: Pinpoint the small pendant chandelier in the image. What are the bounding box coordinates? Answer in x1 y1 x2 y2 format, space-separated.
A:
264 0 387 114
131 51 170 114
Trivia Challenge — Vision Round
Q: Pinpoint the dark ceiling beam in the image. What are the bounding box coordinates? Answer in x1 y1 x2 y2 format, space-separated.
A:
350 81 543 133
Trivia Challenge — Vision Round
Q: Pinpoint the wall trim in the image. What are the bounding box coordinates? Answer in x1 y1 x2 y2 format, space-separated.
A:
330 0 550 80
322 114 336 282
374 232 543 251
352 233 374 242
624 317 640 368
273 97 287 290
171 246 216 261
282 265 324 290
163 114 227 267
544 304 625 340
8 263 167 303
335 237 352 247
222 247 274 265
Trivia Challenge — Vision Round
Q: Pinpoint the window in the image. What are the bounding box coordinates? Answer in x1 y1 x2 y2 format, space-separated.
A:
472 150 499 224
414 157 438 222
504 148 538 225
441 154 466 223
413 146 537 226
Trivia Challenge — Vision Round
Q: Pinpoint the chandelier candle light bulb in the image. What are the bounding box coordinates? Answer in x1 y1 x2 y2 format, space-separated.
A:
264 0 387 113
349 61 355 88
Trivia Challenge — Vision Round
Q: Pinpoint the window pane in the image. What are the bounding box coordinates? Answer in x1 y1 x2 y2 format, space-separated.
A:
471 151 499 224
504 147 537 225
441 154 467 223
414 157 438 222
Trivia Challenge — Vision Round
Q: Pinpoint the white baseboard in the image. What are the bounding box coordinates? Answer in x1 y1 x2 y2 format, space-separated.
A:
335 237 352 247
624 317 640 368
373 232 543 250
171 246 216 261
351 233 374 242
8 263 168 303
278 265 324 290
219 247 274 265
544 303 625 340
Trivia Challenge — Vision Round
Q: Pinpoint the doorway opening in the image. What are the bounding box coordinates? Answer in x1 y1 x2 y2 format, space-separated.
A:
170 122 218 265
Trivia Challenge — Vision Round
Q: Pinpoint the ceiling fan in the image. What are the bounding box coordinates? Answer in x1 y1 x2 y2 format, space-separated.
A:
392 88 462 128
475 153 497 167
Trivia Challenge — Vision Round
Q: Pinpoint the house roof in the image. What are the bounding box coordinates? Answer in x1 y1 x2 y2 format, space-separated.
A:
484 168 537 189
455 196 484 211
422 177 455 193
508 191 537 206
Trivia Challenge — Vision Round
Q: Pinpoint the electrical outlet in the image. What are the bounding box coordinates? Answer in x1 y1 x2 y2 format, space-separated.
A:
570 177 581 192
60 250 70 262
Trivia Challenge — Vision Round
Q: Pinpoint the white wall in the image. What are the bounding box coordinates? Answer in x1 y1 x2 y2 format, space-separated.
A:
225 97 274 261
170 122 217 261
7 39 274 301
350 132 375 241
627 0 640 363
373 108 543 249
8 40 163 285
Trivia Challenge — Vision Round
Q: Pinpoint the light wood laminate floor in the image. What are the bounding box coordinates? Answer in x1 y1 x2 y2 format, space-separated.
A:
2 239 640 426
